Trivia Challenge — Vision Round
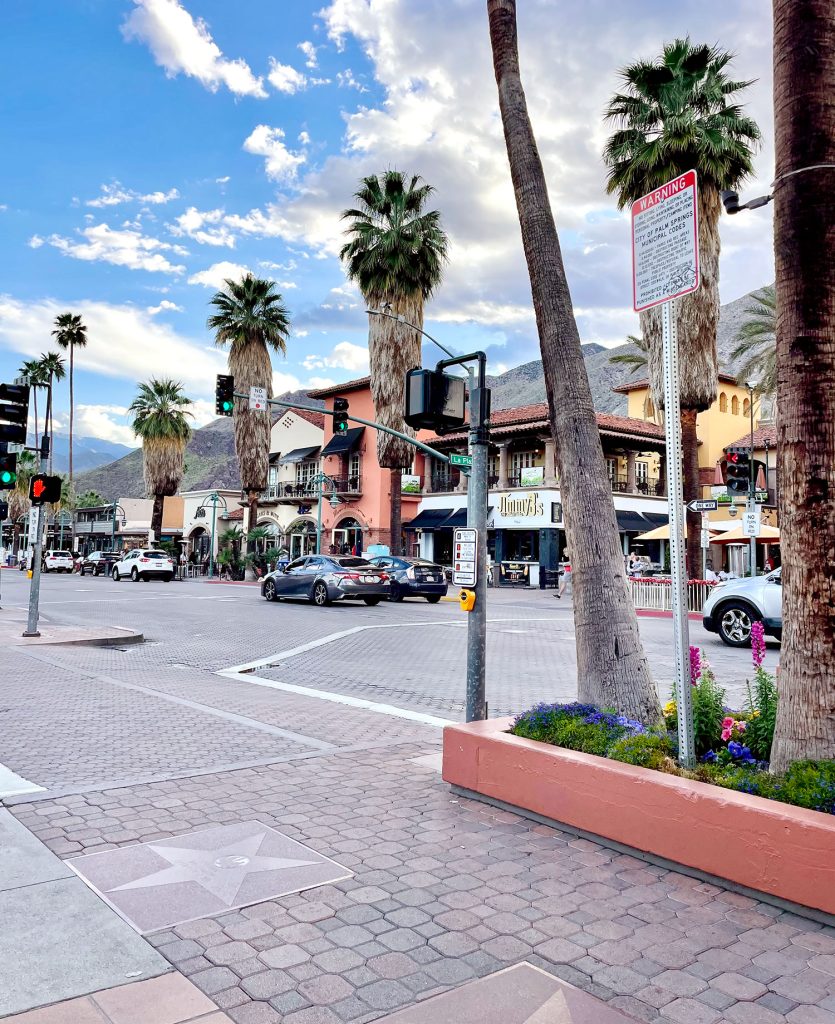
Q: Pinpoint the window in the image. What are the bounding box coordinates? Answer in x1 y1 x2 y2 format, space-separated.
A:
719 392 728 412
636 461 649 483
606 458 618 482
743 397 751 417
510 450 538 473
348 452 360 481
731 395 739 415
296 459 318 488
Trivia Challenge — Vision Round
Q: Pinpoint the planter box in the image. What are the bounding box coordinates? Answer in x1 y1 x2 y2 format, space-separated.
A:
443 718 835 916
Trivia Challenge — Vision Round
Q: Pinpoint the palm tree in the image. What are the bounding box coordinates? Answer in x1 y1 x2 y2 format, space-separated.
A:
340 170 448 554
608 334 648 373
52 313 88 485
8 450 36 555
731 285 776 393
487 0 660 722
75 490 103 509
769 1 835 769
128 379 193 542
603 37 761 576
37 351 66 472
19 358 47 442
207 274 290 539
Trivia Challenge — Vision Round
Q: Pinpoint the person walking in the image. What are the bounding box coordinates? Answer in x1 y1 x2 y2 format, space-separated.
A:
556 553 572 600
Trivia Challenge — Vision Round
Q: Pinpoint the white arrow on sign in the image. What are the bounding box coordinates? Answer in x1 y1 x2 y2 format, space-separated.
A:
687 499 718 513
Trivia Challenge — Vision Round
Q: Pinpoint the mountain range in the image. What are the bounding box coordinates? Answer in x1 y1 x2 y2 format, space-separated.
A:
74 288 764 502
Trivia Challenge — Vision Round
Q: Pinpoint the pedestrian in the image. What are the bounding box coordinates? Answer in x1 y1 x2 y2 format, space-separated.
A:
704 561 719 584
627 551 642 576
556 552 572 599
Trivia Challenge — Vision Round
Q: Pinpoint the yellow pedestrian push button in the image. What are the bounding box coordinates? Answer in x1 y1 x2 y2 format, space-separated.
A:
459 588 476 612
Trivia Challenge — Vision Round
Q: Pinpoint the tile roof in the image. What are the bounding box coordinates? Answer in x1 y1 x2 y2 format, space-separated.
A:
223 507 244 520
728 424 778 449
613 371 739 393
290 407 326 429
307 376 371 398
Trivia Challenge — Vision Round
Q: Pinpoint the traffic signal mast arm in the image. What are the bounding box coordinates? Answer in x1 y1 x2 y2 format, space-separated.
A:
231 389 453 466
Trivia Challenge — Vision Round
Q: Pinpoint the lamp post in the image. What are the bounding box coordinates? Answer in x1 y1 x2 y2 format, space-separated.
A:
196 492 228 579
311 473 341 555
110 502 126 553
745 381 758 577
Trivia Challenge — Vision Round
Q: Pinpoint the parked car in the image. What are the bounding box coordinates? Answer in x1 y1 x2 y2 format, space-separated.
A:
80 551 119 577
702 567 782 647
368 556 448 603
41 550 74 573
111 549 175 582
261 555 389 607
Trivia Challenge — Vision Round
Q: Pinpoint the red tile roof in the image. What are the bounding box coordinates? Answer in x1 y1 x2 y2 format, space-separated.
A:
613 372 738 394
290 407 326 429
307 376 371 398
728 424 778 449
223 507 244 520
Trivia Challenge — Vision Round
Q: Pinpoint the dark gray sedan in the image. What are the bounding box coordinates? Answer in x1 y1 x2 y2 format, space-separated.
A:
368 556 448 602
260 555 390 607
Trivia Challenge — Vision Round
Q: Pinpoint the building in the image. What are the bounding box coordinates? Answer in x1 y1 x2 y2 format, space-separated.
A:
73 497 183 553
181 489 247 563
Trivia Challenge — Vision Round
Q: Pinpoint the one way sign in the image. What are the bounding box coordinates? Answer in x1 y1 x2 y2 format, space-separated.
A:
687 499 718 513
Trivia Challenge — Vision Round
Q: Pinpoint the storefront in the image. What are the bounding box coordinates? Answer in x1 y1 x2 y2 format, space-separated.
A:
287 517 317 559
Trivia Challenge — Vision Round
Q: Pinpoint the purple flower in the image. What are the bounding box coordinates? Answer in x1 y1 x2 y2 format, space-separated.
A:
751 621 766 668
701 750 718 763
689 646 702 687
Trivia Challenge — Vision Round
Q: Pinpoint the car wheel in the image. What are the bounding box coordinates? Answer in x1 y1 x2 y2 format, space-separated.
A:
388 581 404 602
425 594 442 604
131 567 139 582
112 568 120 581
312 581 330 607
163 574 172 582
264 579 278 602
363 597 381 606
717 603 758 647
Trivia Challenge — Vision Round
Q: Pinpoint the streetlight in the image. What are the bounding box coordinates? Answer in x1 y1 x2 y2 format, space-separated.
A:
309 472 342 555
196 492 228 579
110 502 126 553
745 380 758 577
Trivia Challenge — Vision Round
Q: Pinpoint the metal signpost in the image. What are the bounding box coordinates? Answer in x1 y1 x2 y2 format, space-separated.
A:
632 169 700 767
449 453 473 468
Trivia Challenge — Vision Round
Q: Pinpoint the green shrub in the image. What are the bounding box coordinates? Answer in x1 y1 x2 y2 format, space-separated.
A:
548 718 614 756
692 666 726 757
744 669 779 761
708 764 781 800
775 760 835 814
608 733 672 770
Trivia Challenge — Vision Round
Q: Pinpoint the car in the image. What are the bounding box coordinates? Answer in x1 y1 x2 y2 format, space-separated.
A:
41 550 74 573
368 556 448 603
111 548 175 582
702 567 782 647
261 555 390 606
80 551 119 577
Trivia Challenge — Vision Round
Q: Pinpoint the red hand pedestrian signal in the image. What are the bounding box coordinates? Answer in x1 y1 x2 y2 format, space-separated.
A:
29 474 61 505
32 478 46 500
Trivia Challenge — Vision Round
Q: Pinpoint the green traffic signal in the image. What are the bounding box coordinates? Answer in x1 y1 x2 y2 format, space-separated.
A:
0 454 17 487
1 469 14 486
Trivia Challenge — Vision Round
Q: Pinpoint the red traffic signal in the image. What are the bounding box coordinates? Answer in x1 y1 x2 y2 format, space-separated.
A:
29 474 62 505
724 447 751 494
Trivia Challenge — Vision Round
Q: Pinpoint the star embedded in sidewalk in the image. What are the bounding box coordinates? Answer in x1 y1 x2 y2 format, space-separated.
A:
108 831 318 905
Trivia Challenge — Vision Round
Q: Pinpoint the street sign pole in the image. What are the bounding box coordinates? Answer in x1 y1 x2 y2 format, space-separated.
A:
662 300 695 767
24 427 49 638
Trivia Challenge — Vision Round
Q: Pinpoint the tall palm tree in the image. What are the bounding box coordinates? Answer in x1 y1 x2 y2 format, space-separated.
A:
340 170 448 554
8 450 37 555
608 334 648 373
75 490 103 509
207 274 290 539
37 351 66 472
731 285 776 393
769 0 835 769
603 37 761 576
487 0 659 722
128 379 193 542
52 313 88 485
19 358 47 442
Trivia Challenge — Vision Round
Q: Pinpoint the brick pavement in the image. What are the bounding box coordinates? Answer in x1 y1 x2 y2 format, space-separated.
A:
12 743 835 1024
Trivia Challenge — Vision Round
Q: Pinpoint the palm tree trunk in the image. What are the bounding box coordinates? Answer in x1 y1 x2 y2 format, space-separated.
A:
68 346 74 484
769 0 835 770
681 409 701 577
247 492 259 551
389 470 403 555
32 388 39 445
151 493 164 541
487 0 659 723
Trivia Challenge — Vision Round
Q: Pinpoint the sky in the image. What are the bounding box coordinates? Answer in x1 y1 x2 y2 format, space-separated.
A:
0 0 775 448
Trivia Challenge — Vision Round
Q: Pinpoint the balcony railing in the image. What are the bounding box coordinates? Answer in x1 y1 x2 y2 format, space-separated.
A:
261 476 362 502
426 471 666 496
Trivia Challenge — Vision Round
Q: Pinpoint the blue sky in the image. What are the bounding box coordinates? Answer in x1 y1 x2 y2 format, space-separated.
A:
0 0 775 447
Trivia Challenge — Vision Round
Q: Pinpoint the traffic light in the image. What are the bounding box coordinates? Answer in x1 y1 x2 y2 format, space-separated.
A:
215 374 235 417
725 446 751 494
0 450 16 488
404 368 467 431
333 397 349 435
29 474 61 506
0 500 8 521
0 382 30 445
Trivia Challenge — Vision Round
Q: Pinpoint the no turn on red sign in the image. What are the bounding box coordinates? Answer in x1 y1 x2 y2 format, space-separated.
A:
632 170 700 312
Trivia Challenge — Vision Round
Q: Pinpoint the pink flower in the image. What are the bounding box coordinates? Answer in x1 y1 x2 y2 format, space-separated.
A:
721 728 732 741
751 620 766 668
737 721 746 732
689 646 702 687
722 717 734 728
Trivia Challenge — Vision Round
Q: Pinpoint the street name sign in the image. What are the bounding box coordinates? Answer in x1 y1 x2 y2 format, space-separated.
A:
452 527 477 587
632 170 700 312
743 507 762 537
249 386 267 412
449 453 473 468
687 499 718 513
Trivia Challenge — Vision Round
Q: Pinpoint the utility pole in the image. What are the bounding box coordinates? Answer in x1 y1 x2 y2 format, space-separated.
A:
23 430 49 638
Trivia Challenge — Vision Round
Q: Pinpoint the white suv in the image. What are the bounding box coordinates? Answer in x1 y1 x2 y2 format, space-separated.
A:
702 568 782 647
111 549 175 583
42 550 74 573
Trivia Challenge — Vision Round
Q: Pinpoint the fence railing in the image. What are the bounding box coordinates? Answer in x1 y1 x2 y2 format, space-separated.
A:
628 577 716 613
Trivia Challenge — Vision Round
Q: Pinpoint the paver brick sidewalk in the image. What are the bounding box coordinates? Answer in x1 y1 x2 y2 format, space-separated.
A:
12 741 835 1024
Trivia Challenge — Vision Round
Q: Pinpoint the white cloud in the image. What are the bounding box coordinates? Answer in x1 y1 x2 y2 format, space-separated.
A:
122 0 266 98
73 405 139 447
298 130 311 146
86 182 180 207
299 41 318 69
0 204 8 212
28 235 45 249
259 258 297 272
272 370 303 394
187 260 251 288
267 59 308 94
336 68 367 92
171 206 236 247
147 299 183 314
216 175 230 184
45 223 187 274
242 125 307 184
305 375 337 389
302 340 369 373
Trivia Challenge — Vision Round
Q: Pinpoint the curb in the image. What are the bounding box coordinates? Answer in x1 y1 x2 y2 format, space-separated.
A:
11 630 144 648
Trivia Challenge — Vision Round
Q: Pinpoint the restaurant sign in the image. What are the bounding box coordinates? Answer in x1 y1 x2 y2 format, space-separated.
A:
489 492 549 529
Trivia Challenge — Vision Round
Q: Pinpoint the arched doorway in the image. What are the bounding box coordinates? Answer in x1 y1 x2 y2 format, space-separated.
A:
255 520 283 554
189 527 210 560
332 516 363 556
287 518 317 559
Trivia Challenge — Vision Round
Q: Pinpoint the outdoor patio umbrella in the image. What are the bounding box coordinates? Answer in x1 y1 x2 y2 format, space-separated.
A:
709 523 781 544
634 523 719 542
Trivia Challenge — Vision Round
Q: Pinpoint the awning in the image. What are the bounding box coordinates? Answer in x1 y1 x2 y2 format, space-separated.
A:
442 508 468 529
616 510 652 533
642 512 669 526
268 452 281 465
405 507 453 531
321 426 364 457
279 445 320 464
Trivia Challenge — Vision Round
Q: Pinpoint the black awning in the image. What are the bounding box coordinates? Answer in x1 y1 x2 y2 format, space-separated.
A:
279 445 320 464
405 507 453 530
616 510 651 533
442 508 468 529
642 512 669 526
268 452 281 465
321 426 365 457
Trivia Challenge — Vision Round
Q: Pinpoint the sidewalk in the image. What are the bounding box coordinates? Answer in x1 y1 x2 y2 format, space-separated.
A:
0 612 142 647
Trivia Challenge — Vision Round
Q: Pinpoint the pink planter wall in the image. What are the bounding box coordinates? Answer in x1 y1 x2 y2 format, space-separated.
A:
443 718 835 916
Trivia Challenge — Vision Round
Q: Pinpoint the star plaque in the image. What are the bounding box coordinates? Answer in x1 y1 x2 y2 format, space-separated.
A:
67 820 352 933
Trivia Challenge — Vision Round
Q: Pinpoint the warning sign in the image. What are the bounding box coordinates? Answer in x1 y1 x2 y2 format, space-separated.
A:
632 170 700 312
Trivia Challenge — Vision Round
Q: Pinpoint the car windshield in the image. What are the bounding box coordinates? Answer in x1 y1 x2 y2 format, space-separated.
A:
331 557 372 568
53 551 72 557
144 552 168 559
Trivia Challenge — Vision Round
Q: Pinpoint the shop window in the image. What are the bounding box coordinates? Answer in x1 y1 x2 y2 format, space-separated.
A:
719 392 728 413
732 395 739 415
636 461 649 484
296 458 318 489
348 452 361 481
606 457 618 482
